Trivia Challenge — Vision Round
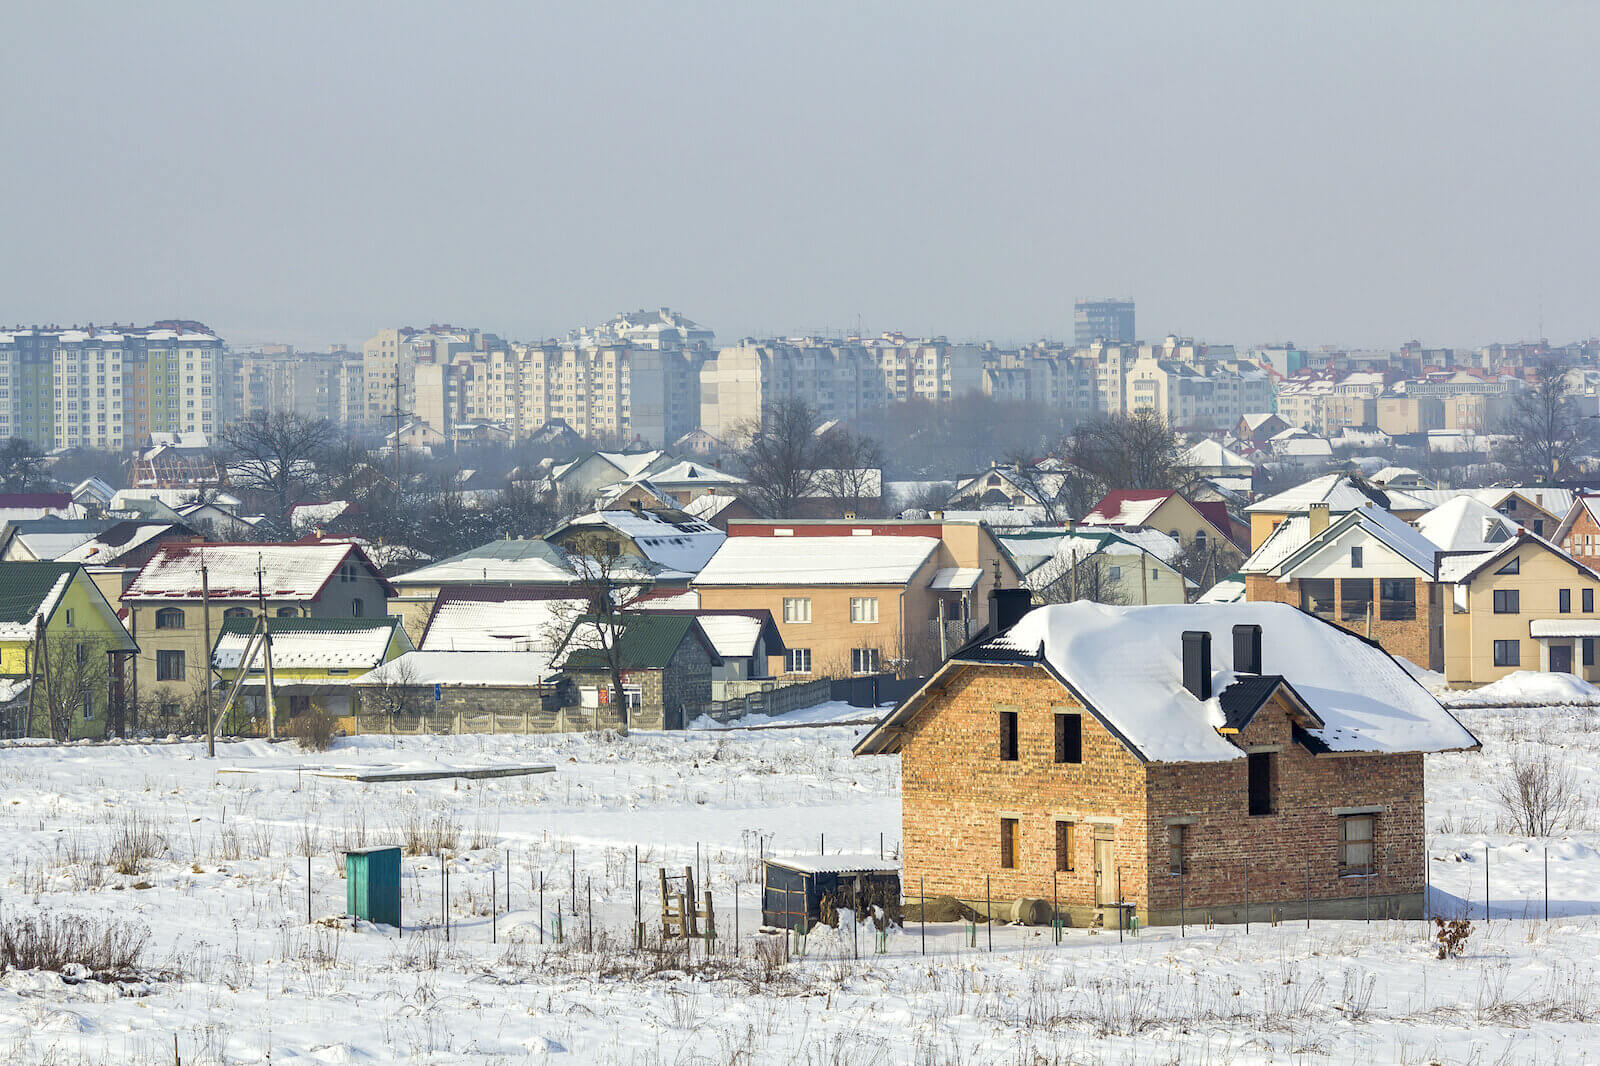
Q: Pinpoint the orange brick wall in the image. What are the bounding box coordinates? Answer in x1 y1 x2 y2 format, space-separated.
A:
895 663 1428 924
1145 693 1425 919
897 666 1152 915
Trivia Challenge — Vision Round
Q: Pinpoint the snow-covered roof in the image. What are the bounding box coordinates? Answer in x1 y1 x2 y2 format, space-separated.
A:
112 488 241 509
857 602 1480 763
1529 619 1600 638
1406 487 1574 520
391 538 581 589
421 593 584 652
683 493 744 522
562 510 725 574
212 617 408 671
691 614 767 659
1182 439 1254 470
1371 466 1422 485
1241 503 1439 578
357 650 559 687
1195 575 1246 604
765 855 901 874
1437 531 1599 585
1245 474 1426 514
289 500 353 531
1241 412 1284 431
1416 497 1517 553
0 567 73 643
125 542 380 601
634 461 745 487
694 535 939 587
1081 491 1171 527
935 506 1050 527
1275 436 1334 458
928 567 983 591
56 522 187 564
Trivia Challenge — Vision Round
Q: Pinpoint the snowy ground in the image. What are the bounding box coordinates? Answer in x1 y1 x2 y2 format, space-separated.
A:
2 700 1600 1064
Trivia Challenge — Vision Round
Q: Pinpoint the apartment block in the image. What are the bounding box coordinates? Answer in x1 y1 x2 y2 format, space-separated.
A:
0 323 223 450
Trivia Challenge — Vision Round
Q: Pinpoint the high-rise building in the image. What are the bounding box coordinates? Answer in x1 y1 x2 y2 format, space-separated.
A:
1073 298 1136 347
0 323 223 450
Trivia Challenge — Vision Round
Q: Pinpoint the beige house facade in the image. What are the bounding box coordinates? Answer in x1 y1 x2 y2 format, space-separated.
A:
1442 533 1600 687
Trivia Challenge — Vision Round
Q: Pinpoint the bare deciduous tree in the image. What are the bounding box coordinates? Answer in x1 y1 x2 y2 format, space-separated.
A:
546 531 657 732
734 399 827 519
1028 549 1133 606
360 655 428 720
30 633 111 741
1497 745 1580 837
1068 410 1195 493
215 411 337 522
1496 361 1592 481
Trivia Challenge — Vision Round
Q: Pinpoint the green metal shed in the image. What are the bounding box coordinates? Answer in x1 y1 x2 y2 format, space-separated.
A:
346 845 402 928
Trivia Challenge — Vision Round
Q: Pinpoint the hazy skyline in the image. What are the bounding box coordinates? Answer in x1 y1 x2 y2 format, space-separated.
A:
4 2 1597 351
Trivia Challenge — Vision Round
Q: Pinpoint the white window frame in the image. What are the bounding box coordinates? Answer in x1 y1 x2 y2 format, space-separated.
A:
849 596 878 624
782 597 812 624
851 647 879 674
785 648 812 674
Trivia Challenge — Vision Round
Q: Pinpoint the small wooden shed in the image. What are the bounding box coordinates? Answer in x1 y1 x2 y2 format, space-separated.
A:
761 855 901 932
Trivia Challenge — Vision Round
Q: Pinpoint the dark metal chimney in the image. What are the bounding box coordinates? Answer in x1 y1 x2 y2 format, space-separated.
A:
989 587 1034 636
1181 631 1212 701
1232 624 1262 675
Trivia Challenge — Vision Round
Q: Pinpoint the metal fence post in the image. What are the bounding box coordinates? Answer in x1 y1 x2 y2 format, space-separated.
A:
920 875 926 955
1484 844 1490 923
1244 861 1249 934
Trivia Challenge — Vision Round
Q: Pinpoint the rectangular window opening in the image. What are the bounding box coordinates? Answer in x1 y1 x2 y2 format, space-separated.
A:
1247 751 1273 816
1340 814 1375 876
1000 818 1018 869
1054 712 1082 764
999 710 1019 762
1168 825 1187 875
1055 821 1074 872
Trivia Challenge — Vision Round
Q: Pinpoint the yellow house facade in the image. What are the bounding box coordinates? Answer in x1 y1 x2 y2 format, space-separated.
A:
211 616 413 730
1442 533 1600 687
0 561 138 739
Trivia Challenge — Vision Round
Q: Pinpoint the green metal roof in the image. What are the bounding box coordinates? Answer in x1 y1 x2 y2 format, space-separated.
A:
0 561 80 625
562 613 712 672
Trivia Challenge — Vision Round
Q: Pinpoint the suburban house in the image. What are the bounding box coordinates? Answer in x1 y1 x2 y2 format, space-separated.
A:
549 450 670 500
557 612 719 730
1408 487 1573 541
1243 474 1429 550
0 561 138 739
633 608 785 695
1241 502 1445 670
120 541 395 716
1236 412 1291 445
1181 440 1257 481
389 538 590 640
546 506 726 577
418 585 585 653
211 616 412 726
1079 490 1247 559
1441 531 1600 687
625 460 748 507
854 600 1479 926
694 518 1023 677
56 521 205 604
1001 528 1190 605
1415 496 1517 555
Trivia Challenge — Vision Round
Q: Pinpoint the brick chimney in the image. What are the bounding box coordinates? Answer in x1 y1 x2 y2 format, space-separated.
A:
1308 502 1330 536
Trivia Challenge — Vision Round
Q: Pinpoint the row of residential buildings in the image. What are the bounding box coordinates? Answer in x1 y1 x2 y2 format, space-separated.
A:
7 306 1600 453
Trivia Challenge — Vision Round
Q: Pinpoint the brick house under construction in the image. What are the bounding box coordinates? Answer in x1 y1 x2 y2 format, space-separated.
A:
854 598 1478 927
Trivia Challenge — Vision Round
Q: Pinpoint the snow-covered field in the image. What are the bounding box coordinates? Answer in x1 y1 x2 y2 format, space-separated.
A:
2 699 1600 1064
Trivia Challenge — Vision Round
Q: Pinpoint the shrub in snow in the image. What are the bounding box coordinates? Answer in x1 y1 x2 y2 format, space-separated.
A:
0 912 149 981
288 706 338 752
1497 745 1580 836
1434 917 1472 959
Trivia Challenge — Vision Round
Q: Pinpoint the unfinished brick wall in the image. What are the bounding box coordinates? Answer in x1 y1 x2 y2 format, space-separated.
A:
898 666 1152 920
894 662 1427 925
1145 692 1425 921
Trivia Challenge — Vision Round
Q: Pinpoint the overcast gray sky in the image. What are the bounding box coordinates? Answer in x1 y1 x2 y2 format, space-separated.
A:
3 2 1596 350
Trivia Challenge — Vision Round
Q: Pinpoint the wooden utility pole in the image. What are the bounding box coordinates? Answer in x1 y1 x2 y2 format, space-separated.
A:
36 618 54 741
24 620 42 739
202 558 214 757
